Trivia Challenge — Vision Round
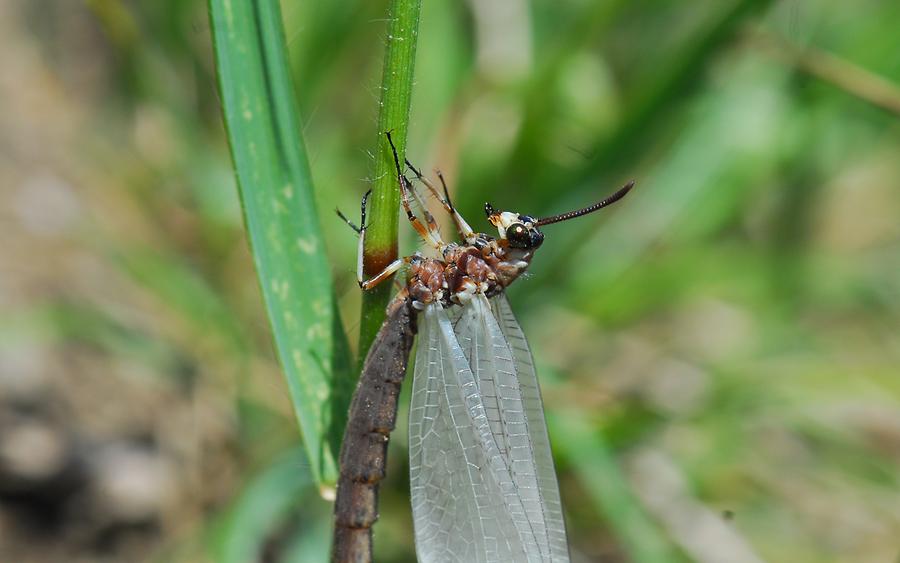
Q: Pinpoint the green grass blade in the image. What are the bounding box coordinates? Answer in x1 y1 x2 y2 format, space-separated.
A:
209 448 321 563
209 0 350 490
357 0 423 365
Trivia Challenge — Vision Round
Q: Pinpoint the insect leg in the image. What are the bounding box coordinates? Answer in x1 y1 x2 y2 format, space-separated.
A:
405 160 475 240
399 176 442 248
342 219 409 290
360 256 410 291
336 189 371 233
404 176 441 236
335 210 360 233
436 169 475 239
385 131 444 249
336 190 372 285
394 155 441 238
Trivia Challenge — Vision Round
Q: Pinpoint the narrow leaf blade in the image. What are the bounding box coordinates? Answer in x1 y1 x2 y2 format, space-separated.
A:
209 0 349 489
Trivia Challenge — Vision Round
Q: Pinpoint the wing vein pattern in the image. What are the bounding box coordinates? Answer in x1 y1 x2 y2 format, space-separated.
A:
409 297 569 563
490 294 569 560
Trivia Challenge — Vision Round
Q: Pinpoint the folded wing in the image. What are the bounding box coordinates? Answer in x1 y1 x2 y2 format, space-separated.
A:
409 297 569 562
410 302 536 562
490 294 569 561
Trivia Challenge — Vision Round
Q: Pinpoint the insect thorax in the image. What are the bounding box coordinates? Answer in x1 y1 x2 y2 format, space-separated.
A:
407 238 534 309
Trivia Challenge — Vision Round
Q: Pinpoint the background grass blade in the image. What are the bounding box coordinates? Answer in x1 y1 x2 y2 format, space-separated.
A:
357 0 423 364
209 0 350 490
209 448 326 563
552 413 683 563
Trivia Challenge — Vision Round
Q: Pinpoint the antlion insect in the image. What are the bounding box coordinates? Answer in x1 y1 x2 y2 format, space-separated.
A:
332 132 634 563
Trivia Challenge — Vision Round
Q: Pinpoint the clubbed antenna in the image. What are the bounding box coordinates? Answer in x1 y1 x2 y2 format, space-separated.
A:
534 180 635 227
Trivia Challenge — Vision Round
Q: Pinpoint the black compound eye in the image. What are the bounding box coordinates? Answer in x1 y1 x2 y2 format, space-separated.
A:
506 223 531 249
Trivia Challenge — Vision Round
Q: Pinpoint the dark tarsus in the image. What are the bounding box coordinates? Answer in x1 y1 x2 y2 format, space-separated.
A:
332 297 417 563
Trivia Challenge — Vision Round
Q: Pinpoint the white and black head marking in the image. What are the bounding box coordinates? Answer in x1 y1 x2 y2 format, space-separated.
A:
484 204 545 251
482 179 635 252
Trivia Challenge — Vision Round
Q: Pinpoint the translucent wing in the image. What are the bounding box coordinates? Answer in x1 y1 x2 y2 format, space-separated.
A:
453 295 552 558
409 303 539 563
489 293 570 561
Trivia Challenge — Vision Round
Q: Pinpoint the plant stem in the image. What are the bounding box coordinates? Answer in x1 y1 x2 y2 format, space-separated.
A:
357 0 423 366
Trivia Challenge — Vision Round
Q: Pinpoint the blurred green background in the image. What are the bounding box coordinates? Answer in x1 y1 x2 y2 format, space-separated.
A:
2 0 899 562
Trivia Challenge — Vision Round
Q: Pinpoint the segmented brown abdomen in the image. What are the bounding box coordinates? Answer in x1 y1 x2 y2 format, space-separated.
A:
332 298 417 563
